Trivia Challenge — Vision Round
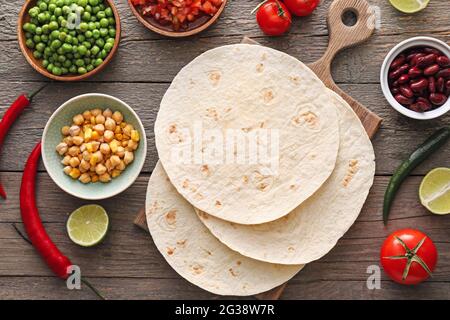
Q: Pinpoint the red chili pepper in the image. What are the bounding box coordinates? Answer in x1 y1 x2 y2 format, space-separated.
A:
0 84 48 199
20 142 72 279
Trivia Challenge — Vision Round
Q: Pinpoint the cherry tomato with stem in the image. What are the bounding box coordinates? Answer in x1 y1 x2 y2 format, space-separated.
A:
380 229 437 285
253 0 292 36
283 0 320 17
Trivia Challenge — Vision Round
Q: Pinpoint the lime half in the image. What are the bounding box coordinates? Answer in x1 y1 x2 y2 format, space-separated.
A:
419 168 450 215
389 0 430 14
67 205 109 247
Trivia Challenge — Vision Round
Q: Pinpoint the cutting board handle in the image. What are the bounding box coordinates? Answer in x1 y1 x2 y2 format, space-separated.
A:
309 0 375 83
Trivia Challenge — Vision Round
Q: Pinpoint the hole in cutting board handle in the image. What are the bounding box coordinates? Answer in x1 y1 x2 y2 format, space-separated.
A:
341 9 358 27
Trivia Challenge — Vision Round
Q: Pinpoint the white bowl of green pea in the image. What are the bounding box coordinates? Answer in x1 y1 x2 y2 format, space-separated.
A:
18 0 121 81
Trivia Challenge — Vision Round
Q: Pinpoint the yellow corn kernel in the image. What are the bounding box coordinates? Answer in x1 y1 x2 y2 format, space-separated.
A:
131 130 140 142
120 122 126 128
90 153 99 166
85 142 94 153
91 174 99 183
121 140 128 147
114 126 121 134
115 133 123 141
91 131 100 141
90 116 96 125
69 168 81 179
111 169 121 178
109 139 119 153
84 128 93 141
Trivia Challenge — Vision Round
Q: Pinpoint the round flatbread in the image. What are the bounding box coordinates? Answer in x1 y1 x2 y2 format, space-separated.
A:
198 90 376 265
155 44 340 224
146 162 303 296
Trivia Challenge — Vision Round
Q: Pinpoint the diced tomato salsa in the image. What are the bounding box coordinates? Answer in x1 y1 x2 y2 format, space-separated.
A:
131 0 224 31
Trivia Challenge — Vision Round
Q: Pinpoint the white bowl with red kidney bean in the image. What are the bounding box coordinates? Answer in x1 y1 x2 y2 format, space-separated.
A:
380 36 450 120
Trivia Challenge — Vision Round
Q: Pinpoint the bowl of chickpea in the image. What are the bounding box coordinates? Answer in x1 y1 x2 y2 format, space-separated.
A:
42 93 147 200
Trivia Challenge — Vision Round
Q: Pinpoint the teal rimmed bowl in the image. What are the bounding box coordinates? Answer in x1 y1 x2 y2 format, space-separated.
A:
42 93 147 200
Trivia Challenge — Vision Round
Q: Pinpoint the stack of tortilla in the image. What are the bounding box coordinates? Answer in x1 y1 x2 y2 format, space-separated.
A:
146 44 375 296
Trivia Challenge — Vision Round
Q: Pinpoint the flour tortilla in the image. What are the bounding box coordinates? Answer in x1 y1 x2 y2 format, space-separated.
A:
146 162 303 296
198 90 376 265
155 44 340 224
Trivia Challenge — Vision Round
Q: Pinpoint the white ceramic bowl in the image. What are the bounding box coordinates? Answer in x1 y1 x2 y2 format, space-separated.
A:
380 36 450 120
42 93 147 200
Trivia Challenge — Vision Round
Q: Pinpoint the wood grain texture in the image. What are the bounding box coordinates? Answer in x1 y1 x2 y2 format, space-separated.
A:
1 0 450 300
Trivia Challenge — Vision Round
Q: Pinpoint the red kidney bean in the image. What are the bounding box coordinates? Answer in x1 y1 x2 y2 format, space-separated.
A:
428 76 436 93
424 64 440 76
417 97 432 111
410 53 425 66
395 94 414 105
417 54 437 68
389 64 409 80
446 80 450 90
390 54 406 70
411 78 428 93
436 68 450 79
423 47 441 55
429 93 448 106
392 80 400 88
400 85 414 98
392 87 400 95
398 74 410 84
408 66 423 78
436 56 450 67
437 77 445 92
410 103 422 112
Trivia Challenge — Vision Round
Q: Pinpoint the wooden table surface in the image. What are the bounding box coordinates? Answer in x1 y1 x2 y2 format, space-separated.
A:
0 0 449 300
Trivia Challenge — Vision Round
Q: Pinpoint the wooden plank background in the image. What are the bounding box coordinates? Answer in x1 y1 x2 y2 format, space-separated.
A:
0 0 449 299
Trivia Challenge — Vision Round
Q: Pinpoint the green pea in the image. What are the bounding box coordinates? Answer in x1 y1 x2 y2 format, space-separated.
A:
62 43 72 53
77 45 87 55
106 37 114 44
47 63 54 72
25 39 35 49
42 59 49 68
72 37 79 45
63 59 72 68
78 0 88 7
61 67 69 74
49 21 59 31
56 0 65 7
41 34 49 42
104 42 112 53
58 55 66 63
62 5 71 15
42 24 50 34
54 62 62 67
82 12 91 21
90 45 100 56
37 12 47 24
92 6 100 15
50 30 60 40
95 38 104 48
97 11 105 20
99 28 108 37
78 66 87 74
86 64 94 72
90 16 97 22
57 47 64 55
99 18 109 28
51 39 62 49
66 53 74 59
85 30 93 38
82 41 91 49
52 66 62 76
35 26 43 35
93 58 103 67
33 50 42 59
108 28 115 38
48 3 57 13
89 0 99 6
25 32 32 39
108 17 115 26
69 65 77 73
54 7 62 16
65 34 73 43
44 47 53 57
92 29 100 39
105 7 113 17
23 22 31 32
58 31 67 41
84 57 91 64
29 7 40 18
88 22 96 30
39 2 48 11
85 4 92 13
75 58 84 67
99 49 107 59
36 42 46 52
74 52 81 59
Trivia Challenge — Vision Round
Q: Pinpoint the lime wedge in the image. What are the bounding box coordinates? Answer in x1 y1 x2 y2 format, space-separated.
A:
67 205 109 247
389 0 430 14
419 168 450 215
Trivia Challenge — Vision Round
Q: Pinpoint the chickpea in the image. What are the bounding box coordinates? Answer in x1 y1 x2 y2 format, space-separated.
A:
79 173 91 184
73 114 84 126
82 151 91 161
63 166 72 175
103 108 113 118
63 136 74 147
91 141 100 152
95 114 106 125
61 155 71 166
82 110 92 120
61 126 70 136
95 163 107 175
80 144 86 153
127 140 138 151
110 155 121 168
105 159 113 172
69 157 80 168
122 124 133 137
72 136 84 146
104 130 114 142
116 160 126 171
111 169 122 178
69 125 81 137
112 111 123 124
116 146 125 158
80 159 90 171
104 118 116 131
100 143 111 155
91 174 100 183
69 168 81 179
124 151 134 165
91 108 102 117
94 124 105 135
56 142 68 155
67 146 80 157
99 173 112 183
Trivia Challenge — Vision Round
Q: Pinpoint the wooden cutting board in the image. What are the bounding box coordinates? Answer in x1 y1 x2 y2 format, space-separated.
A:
134 0 382 300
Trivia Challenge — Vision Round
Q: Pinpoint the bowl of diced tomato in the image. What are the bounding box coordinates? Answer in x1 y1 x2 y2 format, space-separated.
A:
128 0 227 37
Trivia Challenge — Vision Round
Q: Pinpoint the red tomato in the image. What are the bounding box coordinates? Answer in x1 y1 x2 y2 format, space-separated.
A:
283 0 320 17
380 229 437 285
256 0 292 36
